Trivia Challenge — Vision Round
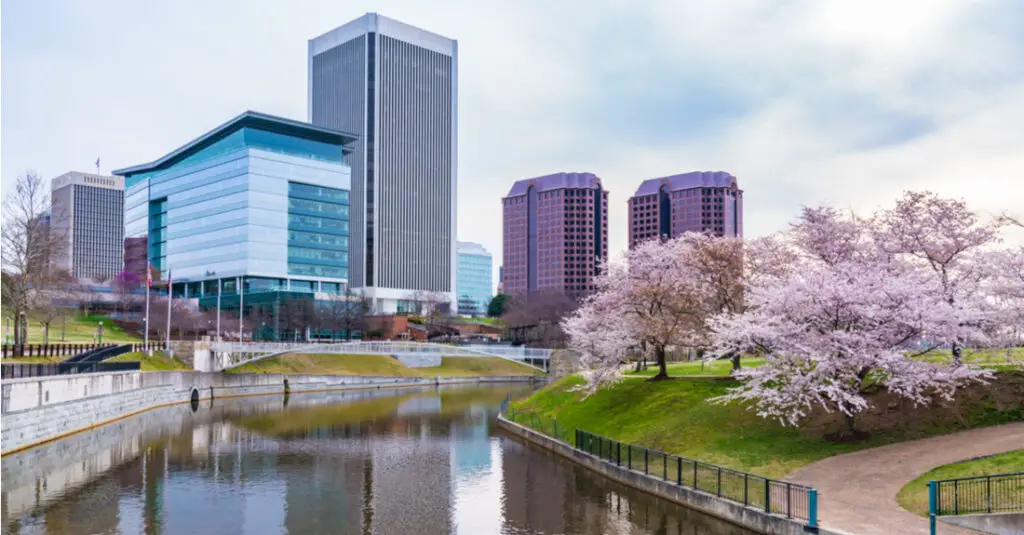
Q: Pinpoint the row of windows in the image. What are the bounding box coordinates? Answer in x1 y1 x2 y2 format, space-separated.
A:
288 262 348 279
288 230 348 248
288 246 348 264
288 197 349 218
288 182 350 204
288 214 349 233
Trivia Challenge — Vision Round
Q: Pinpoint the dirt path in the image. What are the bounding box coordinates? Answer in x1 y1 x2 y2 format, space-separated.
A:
786 422 1024 535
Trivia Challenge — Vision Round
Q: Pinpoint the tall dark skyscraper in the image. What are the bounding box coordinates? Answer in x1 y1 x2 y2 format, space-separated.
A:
502 172 609 297
309 13 458 314
628 171 743 248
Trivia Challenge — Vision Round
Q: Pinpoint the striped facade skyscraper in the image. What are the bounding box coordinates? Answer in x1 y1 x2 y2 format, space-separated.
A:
502 172 609 297
309 13 458 314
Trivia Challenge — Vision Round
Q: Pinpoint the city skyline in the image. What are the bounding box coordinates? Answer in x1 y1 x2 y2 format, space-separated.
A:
3 1 1024 294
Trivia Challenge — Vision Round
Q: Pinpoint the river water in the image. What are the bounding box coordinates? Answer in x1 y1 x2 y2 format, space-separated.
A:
1 383 753 535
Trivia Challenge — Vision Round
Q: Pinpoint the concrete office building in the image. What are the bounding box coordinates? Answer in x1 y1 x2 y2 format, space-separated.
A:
628 171 743 249
455 241 493 316
114 111 358 339
502 172 609 297
50 172 125 281
309 13 458 314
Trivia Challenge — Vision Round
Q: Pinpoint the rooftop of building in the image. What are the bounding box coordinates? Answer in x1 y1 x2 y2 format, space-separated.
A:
633 171 739 197
309 13 456 57
112 111 359 178
506 172 603 197
456 241 492 257
50 171 123 191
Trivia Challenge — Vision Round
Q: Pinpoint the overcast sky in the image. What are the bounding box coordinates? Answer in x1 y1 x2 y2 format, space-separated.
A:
3 0 1023 287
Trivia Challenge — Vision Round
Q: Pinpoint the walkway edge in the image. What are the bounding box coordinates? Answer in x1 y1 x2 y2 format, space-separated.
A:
496 414 849 535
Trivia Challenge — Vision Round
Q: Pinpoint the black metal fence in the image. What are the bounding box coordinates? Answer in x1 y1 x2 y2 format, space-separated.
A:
501 399 818 527
2 342 166 360
932 472 1024 516
1 361 141 379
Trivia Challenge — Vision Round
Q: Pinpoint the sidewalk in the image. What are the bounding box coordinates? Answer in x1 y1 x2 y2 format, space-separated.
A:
786 422 1024 534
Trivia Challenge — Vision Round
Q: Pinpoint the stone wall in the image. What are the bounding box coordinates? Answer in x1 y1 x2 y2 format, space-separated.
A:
1 371 542 454
393 353 443 367
497 415 841 535
548 350 581 379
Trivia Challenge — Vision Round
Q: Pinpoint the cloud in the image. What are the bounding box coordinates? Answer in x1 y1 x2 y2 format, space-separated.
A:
3 0 1023 294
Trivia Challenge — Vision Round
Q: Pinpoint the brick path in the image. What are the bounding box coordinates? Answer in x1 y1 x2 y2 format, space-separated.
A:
786 422 1024 535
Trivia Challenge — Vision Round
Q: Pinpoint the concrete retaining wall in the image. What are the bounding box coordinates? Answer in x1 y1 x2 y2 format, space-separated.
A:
393 353 443 368
1 371 541 454
497 415 840 535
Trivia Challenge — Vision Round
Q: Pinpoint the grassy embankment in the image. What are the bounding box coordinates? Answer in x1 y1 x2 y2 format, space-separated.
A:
897 450 1024 516
227 353 544 377
513 370 1024 479
2 313 140 345
107 351 191 371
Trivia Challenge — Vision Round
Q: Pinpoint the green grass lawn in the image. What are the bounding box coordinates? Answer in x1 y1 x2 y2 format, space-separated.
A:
625 358 766 378
898 450 1024 516
227 353 542 377
3 313 141 344
0 355 64 363
513 374 1024 479
108 350 191 371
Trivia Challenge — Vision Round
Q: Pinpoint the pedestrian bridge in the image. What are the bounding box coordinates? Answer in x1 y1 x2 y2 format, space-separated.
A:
207 341 554 373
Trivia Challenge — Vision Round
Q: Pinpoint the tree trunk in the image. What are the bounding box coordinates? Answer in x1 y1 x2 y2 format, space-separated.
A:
730 352 741 372
649 345 670 381
951 342 963 365
634 359 642 373
43 322 50 344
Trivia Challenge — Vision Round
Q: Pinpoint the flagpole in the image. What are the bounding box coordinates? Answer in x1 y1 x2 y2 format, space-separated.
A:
216 281 222 341
145 265 151 349
238 276 244 342
165 268 172 353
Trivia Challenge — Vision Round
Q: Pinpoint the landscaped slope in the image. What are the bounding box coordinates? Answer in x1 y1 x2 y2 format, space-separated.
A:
514 373 1024 478
107 351 191 371
227 353 542 377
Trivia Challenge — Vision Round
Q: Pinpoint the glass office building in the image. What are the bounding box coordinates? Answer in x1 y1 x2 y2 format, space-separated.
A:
455 241 493 316
114 111 359 339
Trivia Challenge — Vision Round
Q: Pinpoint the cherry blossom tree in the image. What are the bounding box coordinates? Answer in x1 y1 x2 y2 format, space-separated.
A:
564 237 708 386
710 206 991 434
982 247 1024 352
874 191 1002 363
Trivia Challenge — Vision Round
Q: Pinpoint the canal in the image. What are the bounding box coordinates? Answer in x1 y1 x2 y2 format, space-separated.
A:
1 382 754 534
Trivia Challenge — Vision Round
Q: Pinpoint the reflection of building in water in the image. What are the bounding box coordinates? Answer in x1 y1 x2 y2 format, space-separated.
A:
452 416 492 477
282 454 368 535
501 440 568 534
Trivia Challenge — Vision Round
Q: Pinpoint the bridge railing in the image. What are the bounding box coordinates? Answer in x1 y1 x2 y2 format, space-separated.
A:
930 471 1024 517
501 403 818 528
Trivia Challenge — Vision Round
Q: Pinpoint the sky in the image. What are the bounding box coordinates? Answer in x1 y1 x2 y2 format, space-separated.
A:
3 0 1024 288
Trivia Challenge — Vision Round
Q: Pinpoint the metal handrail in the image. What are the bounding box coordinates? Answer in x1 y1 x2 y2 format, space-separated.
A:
929 471 1024 534
500 404 819 528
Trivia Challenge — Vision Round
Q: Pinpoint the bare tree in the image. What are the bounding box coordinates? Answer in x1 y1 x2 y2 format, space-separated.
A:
327 290 369 340
502 290 579 348
1 172 67 346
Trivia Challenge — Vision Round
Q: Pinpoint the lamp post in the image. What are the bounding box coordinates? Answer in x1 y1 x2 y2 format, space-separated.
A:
98 321 104 344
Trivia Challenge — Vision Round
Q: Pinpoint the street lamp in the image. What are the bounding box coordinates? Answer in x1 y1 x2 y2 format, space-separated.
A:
98 321 104 344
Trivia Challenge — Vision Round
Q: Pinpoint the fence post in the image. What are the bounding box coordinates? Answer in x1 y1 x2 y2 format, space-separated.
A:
807 489 818 529
663 454 667 480
954 479 959 515
986 475 991 514
765 479 771 513
717 468 722 497
694 462 698 489
677 458 682 486
744 474 749 505
644 448 649 475
628 445 632 469
616 442 621 466
929 481 937 535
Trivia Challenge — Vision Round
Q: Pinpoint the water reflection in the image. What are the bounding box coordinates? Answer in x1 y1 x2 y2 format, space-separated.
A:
1 383 754 535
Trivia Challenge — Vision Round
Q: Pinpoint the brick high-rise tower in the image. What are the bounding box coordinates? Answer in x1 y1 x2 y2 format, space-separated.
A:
502 172 608 296
628 171 742 249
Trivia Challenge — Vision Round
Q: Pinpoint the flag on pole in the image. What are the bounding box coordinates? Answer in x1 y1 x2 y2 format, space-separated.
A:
147 263 153 288
95 157 100 173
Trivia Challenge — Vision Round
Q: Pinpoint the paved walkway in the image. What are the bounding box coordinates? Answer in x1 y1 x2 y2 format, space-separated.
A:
786 422 1024 535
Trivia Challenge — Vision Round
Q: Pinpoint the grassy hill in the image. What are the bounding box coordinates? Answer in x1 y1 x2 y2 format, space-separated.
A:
3 313 141 345
228 353 544 377
513 373 1024 479
107 351 191 371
